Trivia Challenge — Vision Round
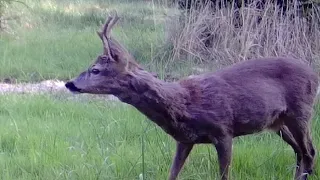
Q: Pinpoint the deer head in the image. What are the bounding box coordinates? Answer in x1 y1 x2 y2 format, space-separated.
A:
65 12 147 95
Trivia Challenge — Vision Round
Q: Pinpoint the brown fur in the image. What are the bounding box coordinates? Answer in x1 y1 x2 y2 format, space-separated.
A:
65 14 318 180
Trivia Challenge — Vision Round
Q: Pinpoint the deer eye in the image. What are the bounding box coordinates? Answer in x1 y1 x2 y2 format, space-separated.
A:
91 68 100 75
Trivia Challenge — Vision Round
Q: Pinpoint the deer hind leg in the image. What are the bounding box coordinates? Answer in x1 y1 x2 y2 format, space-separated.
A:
277 125 303 177
306 129 316 171
284 115 315 180
212 135 233 180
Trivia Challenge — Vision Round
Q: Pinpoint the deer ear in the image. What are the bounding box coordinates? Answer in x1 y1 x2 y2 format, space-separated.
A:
108 47 130 67
110 51 123 63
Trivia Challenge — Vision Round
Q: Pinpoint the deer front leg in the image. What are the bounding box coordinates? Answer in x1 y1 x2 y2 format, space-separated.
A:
213 136 233 180
168 142 194 180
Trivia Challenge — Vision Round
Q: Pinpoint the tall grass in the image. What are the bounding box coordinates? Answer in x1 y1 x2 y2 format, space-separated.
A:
164 1 320 73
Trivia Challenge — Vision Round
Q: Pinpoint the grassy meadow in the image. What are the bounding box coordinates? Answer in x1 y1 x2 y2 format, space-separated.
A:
0 94 320 180
0 0 175 82
1 0 320 179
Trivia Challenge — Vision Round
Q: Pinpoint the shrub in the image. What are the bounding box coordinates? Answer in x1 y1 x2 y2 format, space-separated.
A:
163 0 320 73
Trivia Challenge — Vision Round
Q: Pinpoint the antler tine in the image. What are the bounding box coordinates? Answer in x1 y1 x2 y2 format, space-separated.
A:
97 16 113 40
97 12 118 57
105 11 119 38
102 33 113 58
100 12 120 58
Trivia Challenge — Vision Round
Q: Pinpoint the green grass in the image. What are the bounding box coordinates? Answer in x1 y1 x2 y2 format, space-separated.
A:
0 94 319 179
0 0 171 82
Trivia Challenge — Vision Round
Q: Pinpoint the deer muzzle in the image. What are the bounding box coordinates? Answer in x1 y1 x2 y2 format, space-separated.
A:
65 81 82 93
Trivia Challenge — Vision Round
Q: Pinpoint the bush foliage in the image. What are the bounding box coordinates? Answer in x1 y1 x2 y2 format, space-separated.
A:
164 0 320 74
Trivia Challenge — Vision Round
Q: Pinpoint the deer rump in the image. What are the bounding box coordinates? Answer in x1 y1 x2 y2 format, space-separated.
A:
161 57 319 143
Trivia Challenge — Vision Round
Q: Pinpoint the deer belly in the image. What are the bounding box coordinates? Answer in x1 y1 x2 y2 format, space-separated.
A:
233 122 267 136
163 122 212 143
233 109 286 136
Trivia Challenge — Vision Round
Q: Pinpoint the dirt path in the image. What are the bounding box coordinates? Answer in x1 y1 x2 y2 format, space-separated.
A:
0 80 67 94
0 80 119 101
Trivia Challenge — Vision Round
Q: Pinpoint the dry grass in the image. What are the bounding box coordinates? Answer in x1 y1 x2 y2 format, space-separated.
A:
164 1 320 73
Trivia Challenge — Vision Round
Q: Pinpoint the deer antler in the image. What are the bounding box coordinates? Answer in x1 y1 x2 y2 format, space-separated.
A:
97 11 144 72
106 14 119 39
97 12 119 60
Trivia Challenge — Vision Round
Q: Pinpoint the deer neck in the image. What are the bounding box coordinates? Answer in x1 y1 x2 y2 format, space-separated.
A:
115 70 190 127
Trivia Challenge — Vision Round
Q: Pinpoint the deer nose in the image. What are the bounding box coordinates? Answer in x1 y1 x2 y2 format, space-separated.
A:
65 81 81 92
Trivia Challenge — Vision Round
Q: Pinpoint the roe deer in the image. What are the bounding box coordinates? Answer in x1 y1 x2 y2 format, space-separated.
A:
65 13 318 180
